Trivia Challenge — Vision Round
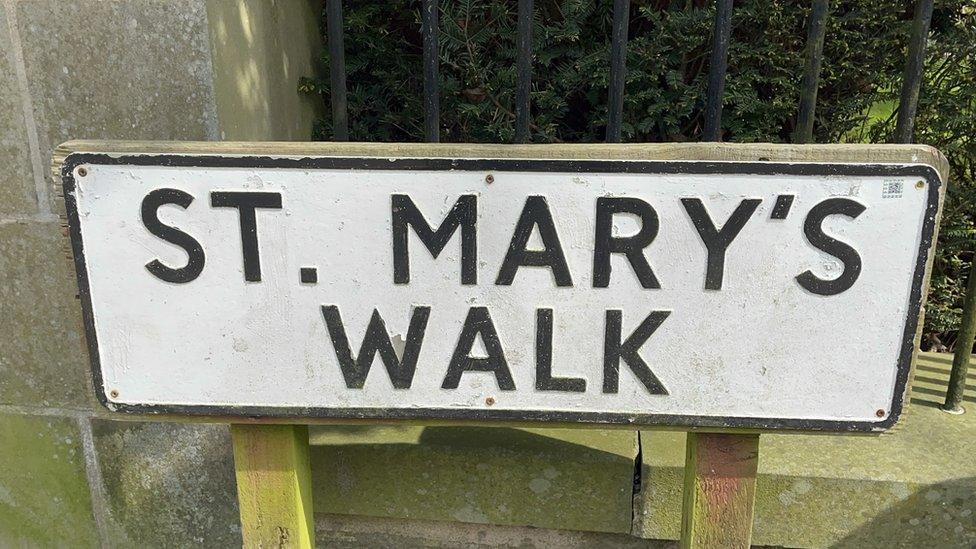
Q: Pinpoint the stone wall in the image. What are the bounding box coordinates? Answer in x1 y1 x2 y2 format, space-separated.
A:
0 1 320 545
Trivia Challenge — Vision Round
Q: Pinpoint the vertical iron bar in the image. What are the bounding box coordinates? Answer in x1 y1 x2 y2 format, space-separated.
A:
422 0 440 142
606 0 629 143
795 0 829 144
326 0 349 141
515 0 534 143
944 259 976 413
895 0 934 144
702 0 733 142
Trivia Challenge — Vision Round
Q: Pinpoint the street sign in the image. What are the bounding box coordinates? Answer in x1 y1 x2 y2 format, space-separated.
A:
59 145 942 431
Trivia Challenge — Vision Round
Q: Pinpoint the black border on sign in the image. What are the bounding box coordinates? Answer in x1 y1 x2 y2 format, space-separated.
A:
60 152 942 432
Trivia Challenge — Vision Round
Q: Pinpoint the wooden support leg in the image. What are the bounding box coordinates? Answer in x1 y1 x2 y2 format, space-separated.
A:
680 433 760 549
231 424 315 549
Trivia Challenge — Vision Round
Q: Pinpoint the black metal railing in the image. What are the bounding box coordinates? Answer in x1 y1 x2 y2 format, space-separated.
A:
325 0 934 146
795 0 829 144
322 0 972 407
514 0 534 143
896 0 935 143
702 0 733 142
326 0 348 140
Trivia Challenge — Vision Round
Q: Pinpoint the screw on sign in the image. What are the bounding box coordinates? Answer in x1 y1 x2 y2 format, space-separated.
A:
57 142 945 549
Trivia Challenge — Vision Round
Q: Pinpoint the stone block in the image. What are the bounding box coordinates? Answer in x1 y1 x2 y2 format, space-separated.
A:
309 425 638 535
0 412 98 546
0 3 37 215
14 0 218 212
0 221 90 407
91 419 241 547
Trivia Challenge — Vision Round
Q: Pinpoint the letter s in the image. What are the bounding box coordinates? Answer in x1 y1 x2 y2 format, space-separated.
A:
795 198 866 296
141 188 205 283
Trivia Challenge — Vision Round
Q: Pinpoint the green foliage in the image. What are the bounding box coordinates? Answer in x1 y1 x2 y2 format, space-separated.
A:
303 0 976 336
865 3 976 335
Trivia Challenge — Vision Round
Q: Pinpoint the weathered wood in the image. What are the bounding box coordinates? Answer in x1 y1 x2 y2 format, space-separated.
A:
232 424 315 548
51 140 950 175
680 433 760 549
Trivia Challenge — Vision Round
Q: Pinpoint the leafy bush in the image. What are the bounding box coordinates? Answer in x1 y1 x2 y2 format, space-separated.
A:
302 0 975 340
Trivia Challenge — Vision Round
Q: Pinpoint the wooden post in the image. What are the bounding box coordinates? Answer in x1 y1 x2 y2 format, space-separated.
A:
680 433 760 549
232 424 315 549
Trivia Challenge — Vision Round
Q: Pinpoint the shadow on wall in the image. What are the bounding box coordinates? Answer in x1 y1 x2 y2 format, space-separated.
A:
417 425 607 451
910 352 976 410
833 477 976 548
308 425 639 535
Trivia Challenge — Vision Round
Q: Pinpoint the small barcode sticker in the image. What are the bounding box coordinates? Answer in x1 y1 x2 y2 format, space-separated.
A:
882 180 904 199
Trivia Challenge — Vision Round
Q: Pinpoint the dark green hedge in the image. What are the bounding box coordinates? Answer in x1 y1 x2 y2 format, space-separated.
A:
302 0 975 340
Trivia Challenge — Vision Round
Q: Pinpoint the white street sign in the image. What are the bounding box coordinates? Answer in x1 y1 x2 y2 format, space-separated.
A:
61 151 941 431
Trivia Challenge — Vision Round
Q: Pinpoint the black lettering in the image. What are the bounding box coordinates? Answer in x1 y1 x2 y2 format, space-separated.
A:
795 198 866 296
770 194 795 220
441 307 515 390
141 188 205 283
593 197 660 288
496 196 572 287
681 198 761 290
603 310 670 395
210 191 282 282
322 305 430 389
392 194 477 285
535 308 586 392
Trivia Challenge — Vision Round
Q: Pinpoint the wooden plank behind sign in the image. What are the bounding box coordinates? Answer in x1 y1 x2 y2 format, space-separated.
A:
53 141 947 432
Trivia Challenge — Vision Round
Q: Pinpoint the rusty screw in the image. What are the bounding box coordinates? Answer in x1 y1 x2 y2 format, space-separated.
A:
485 174 494 184
110 389 120 399
915 180 925 189
77 167 88 177
485 397 495 406
876 409 885 418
